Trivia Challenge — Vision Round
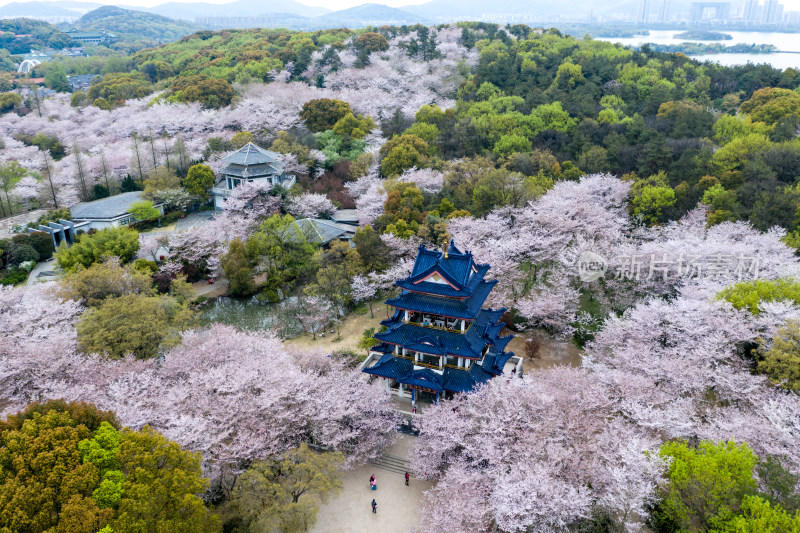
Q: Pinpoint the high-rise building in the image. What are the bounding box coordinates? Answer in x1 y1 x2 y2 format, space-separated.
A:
744 0 759 22
637 0 651 22
657 0 671 21
762 0 785 23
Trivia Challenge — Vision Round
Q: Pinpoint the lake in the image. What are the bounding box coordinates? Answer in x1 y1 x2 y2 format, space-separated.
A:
596 29 800 70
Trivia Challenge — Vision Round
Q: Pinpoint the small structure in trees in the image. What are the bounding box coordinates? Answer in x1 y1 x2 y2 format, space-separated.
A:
70 191 163 231
211 143 296 210
362 240 521 405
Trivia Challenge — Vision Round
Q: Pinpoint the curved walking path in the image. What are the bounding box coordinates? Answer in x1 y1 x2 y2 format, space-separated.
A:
310 435 433 533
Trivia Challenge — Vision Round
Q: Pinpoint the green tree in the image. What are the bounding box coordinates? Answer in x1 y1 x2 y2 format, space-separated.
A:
183 163 216 200
230 131 253 149
0 92 21 113
757 320 800 391
630 172 676 225
354 32 390 53
300 98 352 133
711 495 800 532
380 134 431 177
740 87 800 126
77 293 195 359
0 401 119 533
245 214 317 291
493 133 531 157
332 112 375 139
651 440 758 531
142 166 181 200
128 200 160 222
358 328 380 355
88 72 153 107
56 226 140 271
717 278 800 315
59 259 154 307
221 238 256 297
352 225 388 272
43 63 69 92
0 161 26 217
305 240 362 308
111 426 219 533
230 444 343 533
168 74 233 109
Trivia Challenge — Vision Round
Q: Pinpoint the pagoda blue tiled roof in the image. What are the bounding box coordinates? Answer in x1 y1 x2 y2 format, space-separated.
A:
363 352 413 381
394 241 492 299
375 308 512 360
443 364 494 393
386 279 497 320
362 241 515 395
399 368 445 393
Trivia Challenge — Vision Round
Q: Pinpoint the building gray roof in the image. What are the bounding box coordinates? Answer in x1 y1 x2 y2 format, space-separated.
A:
70 191 147 220
223 143 281 166
297 218 356 245
331 209 359 225
220 143 285 179
65 29 116 39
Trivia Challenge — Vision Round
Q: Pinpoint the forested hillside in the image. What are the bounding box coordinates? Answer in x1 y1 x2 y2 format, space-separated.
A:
84 23 800 239
76 6 204 50
2 22 800 532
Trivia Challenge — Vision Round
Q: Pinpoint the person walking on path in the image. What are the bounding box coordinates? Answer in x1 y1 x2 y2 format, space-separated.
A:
369 474 375 485
405 472 409 486
372 499 377 514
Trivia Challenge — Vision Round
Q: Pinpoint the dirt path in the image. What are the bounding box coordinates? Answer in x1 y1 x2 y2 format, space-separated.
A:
286 300 392 354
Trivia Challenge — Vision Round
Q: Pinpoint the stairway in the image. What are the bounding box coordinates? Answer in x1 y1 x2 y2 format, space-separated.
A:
369 453 411 475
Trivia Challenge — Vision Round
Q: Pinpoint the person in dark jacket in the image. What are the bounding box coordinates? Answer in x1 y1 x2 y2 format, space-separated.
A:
372 499 377 513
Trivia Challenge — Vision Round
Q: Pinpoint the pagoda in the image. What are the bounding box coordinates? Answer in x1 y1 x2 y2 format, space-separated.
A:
362 240 516 405
210 143 296 210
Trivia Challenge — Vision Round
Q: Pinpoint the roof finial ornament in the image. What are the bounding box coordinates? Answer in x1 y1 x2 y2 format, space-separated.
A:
443 241 448 259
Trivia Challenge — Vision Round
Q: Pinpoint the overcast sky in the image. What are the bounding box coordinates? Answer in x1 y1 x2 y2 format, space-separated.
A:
2 0 800 11
0 0 425 7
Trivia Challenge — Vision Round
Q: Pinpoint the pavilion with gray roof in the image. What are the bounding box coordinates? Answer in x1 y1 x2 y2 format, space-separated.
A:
211 143 296 210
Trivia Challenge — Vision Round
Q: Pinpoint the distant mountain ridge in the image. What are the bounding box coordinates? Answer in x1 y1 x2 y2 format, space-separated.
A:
309 4 426 27
76 6 203 43
0 0 681 29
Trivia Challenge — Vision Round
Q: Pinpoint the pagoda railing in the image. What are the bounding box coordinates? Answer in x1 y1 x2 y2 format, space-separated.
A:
414 360 443 370
402 320 465 334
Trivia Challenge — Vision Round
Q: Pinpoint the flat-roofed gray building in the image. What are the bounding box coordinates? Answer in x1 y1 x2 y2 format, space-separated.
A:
211 143 296 210
70 191 163 231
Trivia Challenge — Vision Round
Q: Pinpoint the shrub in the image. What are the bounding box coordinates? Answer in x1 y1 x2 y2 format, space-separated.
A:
56 227 140 272
0 267 27 285
8 243 38 265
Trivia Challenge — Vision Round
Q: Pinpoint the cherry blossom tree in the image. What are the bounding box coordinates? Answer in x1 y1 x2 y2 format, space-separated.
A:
413 367 666 532
397 167 444 194
294 295 332 340
0 319 399 487
286 192 336 219
351 274 377 317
